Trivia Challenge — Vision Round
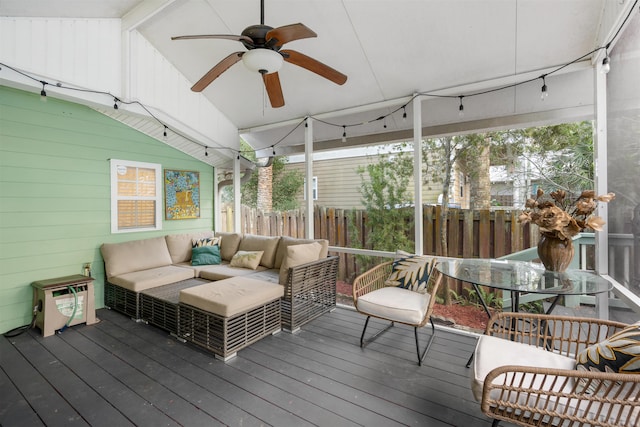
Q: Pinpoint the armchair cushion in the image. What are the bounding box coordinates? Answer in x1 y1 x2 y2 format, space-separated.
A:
471 334 576 401
357 286 431 325
278 242 323 285
575 322 640 391
384 255 432 292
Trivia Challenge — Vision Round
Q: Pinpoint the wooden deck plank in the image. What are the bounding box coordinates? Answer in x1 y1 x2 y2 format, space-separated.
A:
1 307 509 427
0 333 87 427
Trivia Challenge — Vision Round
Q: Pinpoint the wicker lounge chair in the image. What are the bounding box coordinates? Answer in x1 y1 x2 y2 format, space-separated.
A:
471 311 640 427
352 257 442 366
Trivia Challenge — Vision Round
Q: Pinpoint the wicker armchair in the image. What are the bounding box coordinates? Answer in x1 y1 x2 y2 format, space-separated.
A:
471 312 640 427
352 258 442 365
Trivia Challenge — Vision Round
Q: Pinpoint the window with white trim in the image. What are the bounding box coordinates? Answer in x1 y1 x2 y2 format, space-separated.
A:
110 159 162 233
303 176 318 200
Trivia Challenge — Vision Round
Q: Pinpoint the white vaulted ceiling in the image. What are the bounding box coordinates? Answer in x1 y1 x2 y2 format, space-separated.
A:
1 0 634 163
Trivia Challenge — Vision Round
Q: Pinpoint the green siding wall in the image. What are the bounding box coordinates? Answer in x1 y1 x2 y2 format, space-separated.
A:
0 86 215 333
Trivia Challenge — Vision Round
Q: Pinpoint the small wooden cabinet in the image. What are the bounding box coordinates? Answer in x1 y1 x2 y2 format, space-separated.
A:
31 274 98 337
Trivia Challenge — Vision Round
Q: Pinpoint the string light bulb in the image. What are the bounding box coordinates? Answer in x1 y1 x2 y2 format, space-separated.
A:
113 97 119 110
342 126 347 143
540 76 548 100
272 146 276 156
383 117 387 129
402 106 407 122
40 81 47 102
205 146 208 156
601 54 610 74
458 96 464 117
163 125 168 140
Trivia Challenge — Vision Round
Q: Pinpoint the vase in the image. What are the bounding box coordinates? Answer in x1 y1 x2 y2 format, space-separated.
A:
537 234 574 272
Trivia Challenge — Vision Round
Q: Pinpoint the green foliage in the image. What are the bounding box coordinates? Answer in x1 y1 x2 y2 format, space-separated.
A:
354 147 415 252
464 286 503 310
221 139 304 210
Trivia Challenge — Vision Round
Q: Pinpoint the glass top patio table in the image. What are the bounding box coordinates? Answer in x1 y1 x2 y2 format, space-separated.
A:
435 258 612 314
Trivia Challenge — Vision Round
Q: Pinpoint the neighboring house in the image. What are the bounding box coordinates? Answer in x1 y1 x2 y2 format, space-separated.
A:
285 145 469 210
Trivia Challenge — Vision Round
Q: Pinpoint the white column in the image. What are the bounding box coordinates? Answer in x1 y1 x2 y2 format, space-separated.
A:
305 117 315 238
413 94 423 255
594 64 609 320
233 154 241 233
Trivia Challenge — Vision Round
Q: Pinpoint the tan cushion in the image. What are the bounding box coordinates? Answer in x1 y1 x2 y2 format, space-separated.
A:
470 334 576 402
101 237 172 278
199 263 268 281
279 242 323 285
165 231 215 264
356 287 430 325
215 232 242 261
108 265 195 292
179 277 284 317
238 234 280 268
230 251 264 270
274 236 329 268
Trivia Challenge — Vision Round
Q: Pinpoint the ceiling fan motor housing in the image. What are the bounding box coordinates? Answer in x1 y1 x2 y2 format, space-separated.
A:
241 24 277 50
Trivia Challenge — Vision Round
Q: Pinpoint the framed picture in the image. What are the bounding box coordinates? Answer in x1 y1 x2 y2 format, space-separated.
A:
164 169 200 220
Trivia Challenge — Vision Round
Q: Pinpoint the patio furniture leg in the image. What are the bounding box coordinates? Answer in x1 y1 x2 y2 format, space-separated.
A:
492 420 501 427
360 316 394 348
415 317 436 366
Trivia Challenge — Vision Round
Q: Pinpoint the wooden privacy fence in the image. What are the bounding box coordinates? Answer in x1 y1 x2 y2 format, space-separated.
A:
220 205 538 286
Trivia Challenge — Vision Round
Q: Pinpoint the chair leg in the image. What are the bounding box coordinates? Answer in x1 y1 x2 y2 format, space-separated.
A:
360 316 394 348
415 317 436 366
491 419 501 427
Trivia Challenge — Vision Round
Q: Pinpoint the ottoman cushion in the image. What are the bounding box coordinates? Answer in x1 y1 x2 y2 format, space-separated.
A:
180 277 284 317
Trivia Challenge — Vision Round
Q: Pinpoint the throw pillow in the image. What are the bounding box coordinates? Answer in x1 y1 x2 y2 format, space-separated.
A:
279 242 323 285
192 236 221 248
191 245 222 266
385 255 433 293
575 322 640 392
229 250 264 270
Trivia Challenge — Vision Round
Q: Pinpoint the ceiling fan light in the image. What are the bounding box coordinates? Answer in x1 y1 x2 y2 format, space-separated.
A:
242 49 283 74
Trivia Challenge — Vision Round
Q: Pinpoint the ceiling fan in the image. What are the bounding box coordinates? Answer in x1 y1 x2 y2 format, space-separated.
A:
171 0 347 108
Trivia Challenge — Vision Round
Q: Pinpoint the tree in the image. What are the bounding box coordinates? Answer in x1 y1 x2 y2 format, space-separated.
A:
220 139 304 211
354 147 415 252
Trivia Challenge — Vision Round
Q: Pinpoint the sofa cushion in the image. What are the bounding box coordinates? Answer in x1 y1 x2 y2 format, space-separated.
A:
471 334 576 402
279 242 323 285
101 236 173 278
274 236 329 269
230 250 264 270
180 277 284 317
198 263 267 281
191 245 222 266
215 232 243 261
165 231 215 264
238 234 280 268
108 265 195 292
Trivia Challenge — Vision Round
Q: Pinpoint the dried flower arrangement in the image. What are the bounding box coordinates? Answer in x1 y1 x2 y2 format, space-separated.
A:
518 189 615 241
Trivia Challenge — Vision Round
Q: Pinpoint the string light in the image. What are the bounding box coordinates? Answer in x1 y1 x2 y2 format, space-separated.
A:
601 49 611 74
540 75 548 100
113 97 119 109
402 106 407 122
458 96 465 117
163 125 168 140
272 146 276 156
40 81 47 101
383 117 387 129
205 146 208 156
342 126 347 143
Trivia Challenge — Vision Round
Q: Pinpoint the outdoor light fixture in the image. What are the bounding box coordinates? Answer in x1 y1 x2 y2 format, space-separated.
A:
242 49 283 74
601 55 611 74
540 76 548 100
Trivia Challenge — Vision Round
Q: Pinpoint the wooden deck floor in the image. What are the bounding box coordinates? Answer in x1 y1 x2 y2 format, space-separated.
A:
1 306 508 427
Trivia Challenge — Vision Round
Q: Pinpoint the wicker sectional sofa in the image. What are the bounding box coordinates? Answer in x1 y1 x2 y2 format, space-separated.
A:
101 231 339 359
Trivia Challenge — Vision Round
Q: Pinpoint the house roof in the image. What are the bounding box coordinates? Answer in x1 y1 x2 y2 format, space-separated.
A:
1 0 635 165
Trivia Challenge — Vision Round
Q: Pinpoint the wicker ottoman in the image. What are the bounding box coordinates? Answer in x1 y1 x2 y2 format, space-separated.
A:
178 277 284 361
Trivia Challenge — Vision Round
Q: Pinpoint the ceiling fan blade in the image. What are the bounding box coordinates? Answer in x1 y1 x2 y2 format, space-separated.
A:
262 72 285 108
191 52 244 92
281 49 347 85
172 34 253 45
266 23 316 48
